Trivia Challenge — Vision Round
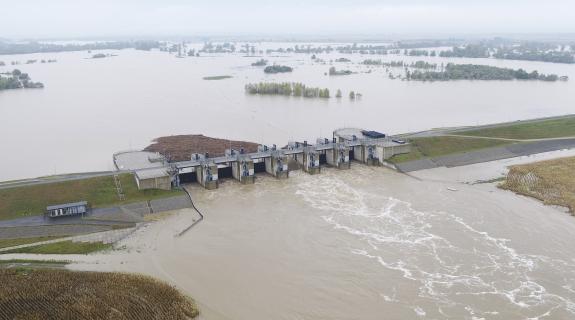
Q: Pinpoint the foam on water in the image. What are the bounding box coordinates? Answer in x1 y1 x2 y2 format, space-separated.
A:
294 171 575 318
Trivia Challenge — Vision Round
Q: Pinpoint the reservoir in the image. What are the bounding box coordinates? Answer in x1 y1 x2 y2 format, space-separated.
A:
0 43 574 181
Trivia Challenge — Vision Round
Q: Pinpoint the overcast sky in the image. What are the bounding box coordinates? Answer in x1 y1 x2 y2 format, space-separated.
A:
3 0 575 39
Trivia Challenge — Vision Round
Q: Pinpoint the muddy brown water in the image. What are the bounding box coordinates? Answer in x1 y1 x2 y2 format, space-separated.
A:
58 163 575 319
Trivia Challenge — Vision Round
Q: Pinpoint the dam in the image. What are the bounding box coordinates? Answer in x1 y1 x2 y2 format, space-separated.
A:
114 128 411 190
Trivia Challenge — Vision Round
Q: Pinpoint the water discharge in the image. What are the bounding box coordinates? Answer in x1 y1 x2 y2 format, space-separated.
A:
60 163 575 320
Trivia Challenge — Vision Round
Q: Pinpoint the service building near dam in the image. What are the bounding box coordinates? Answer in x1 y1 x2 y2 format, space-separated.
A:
114 129 411 191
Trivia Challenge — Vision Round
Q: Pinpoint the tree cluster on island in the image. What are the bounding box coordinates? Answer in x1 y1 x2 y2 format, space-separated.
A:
263 65 293 74
404 49 436 57
438 42 575 64
406 64 567 81
245 82 330 98
0 59 56 67
335 58 351 62
0 69 44 90
328 67 352 76
439 44 490 58
0 40 161 55
199 42 237 54
362 59 436 69
91 53 108 59
251 59 268 66
493 48 574 64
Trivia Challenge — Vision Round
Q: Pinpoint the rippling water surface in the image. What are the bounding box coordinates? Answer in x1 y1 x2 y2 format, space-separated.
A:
149 166 575 319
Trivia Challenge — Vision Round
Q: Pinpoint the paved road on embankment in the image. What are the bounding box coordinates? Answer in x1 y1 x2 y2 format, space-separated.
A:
0 171 124 190
395 138 575 172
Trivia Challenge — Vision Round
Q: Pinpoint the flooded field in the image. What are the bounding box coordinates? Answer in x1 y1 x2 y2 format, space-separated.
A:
1 43 574 181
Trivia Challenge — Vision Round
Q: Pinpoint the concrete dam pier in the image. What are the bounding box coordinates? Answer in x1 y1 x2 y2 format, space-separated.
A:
114 128 411 191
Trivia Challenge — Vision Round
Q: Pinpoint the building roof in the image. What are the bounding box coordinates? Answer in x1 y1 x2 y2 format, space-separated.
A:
46 201 88 211
135 168 170 180
362 130 386 138
114 151 166 171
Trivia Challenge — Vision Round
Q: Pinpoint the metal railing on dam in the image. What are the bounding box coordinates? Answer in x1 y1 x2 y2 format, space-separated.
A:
173 136 404 171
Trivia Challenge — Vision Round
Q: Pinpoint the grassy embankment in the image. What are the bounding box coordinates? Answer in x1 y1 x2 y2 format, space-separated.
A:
459 116 575 139
0 173 183 221
0 236 65 249
0 269 199 319
2 240 112 255
0 259 68 265
389 136 510 163
500 156 575 214
389 116 575 164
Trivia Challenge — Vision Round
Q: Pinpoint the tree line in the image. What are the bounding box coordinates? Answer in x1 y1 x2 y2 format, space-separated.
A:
264 65 293 73
245 82 330 98
0 40 161 55
406 64 566 81
0 69 44 90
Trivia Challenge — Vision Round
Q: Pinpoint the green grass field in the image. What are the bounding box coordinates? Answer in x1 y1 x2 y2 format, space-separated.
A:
460 117 575 139
0 236 65 249
0 259 68 265
389 136 510 163
1 240 112 255
0 174 183 221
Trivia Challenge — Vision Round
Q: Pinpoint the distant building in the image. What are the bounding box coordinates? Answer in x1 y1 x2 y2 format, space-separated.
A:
46 201 88 218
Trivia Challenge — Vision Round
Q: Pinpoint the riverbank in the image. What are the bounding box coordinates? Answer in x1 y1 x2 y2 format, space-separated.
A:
500 155 575 213
390 114 575 171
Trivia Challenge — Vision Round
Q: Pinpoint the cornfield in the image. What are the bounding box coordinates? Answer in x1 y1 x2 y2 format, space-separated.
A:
0 269 199 319
501 156 575 214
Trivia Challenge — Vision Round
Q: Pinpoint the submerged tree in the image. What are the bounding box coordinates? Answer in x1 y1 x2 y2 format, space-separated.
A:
245 82 330 98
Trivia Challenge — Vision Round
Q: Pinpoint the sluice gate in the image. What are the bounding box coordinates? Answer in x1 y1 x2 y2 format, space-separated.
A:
116 128 411 190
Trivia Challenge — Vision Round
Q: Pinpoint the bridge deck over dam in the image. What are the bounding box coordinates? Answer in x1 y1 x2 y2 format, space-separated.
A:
114 128 411 190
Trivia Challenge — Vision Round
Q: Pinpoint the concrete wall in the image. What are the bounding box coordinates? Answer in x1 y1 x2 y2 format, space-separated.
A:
265 154 289 179
197 164 219 189
137 176 171 190
232 159 255 184
353 145 364 162
326 144 351 169
379 144 412 160
358 145 380 166
299 148 320 175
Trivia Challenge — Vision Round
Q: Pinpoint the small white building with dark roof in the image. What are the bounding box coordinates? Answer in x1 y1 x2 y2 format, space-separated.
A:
46 201 88 218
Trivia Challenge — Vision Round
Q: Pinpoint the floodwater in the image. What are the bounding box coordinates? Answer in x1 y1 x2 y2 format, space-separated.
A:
1 43 575 181
52 159 575 320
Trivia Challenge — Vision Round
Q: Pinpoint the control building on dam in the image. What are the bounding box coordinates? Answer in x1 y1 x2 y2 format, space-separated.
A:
113 128 411 191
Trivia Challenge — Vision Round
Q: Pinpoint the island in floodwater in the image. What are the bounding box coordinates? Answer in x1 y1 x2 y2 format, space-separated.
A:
251 59 268 66
0 69 44 90
328 67 352 76
264 65 293 73
407 64 567 82
245 82 331 98
203 75 232 80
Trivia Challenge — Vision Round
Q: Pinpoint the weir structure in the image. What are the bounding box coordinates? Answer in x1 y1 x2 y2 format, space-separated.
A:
114 128 411 190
